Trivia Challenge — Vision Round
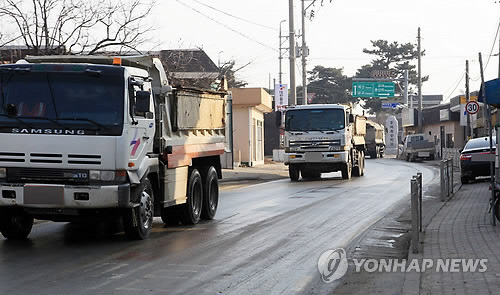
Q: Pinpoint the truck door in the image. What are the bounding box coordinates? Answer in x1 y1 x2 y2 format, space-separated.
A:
128 81 155 166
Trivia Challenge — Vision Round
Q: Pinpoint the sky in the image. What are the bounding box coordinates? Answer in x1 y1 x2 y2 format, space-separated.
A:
154 0 500 103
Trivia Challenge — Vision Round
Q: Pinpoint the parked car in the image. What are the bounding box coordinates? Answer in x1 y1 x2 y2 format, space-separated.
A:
460 136 496 184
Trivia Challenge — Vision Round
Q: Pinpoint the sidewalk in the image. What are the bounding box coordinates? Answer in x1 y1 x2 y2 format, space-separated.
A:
409 181 500 294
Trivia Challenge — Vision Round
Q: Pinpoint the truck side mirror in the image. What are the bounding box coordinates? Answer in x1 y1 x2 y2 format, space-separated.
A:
135 91 151 113
349 114 355 123
275 111 282 126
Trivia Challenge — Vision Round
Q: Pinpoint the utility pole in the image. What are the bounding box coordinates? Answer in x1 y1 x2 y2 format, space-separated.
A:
466 60 472 139
403 70 408 105
479 52 495 225
288 0 297 106
278 20 286 84
417 27 423 133
301 0 307 105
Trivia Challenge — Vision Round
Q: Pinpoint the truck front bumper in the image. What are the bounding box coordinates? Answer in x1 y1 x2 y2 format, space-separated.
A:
0 183 131 209
284 151 348 164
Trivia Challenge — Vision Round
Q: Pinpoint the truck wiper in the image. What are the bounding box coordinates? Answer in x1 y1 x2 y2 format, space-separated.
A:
0 114 35 129
18 116 66 128
58 118 109 130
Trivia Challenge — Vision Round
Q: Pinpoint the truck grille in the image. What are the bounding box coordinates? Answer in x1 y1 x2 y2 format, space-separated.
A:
289 139 341 150
7 168 89 184
0 152 101 165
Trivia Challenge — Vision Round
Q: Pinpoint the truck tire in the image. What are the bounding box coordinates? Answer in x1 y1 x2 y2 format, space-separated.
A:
181 169 203 225
201 166 219 220
289 165 300 181
360 151 365 176
353 152 364 177
123 178 154 240
0 210 33 240
341 159 352 179
375 146 380 158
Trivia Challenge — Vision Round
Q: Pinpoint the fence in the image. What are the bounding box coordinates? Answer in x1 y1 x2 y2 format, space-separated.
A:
440 158 454 201
411 173 422 254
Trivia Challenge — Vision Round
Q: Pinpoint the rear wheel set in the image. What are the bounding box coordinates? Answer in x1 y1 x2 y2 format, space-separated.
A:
160 166 219 227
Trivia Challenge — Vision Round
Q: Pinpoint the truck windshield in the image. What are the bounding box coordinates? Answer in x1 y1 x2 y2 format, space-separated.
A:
0 65 124 136
285 109 345 131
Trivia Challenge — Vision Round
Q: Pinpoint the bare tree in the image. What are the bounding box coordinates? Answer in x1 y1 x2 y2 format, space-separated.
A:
0 0 155 56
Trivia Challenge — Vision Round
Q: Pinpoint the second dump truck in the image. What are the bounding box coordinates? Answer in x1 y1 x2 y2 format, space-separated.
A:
283 104 366 181
365 120 386 158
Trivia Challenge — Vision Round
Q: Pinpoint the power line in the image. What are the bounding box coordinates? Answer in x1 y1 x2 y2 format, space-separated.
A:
175 0 277 52
189 0 277 31
443 71 466 103
483 20 500 72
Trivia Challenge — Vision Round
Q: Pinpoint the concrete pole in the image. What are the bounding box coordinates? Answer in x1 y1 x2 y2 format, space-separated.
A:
288 0 297 106
403 70 408 105
417 28 423 133
301 0 307 105
279 20 286 85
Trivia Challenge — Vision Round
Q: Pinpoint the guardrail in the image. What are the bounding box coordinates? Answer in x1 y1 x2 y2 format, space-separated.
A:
440 158 454 202
411 172 422 254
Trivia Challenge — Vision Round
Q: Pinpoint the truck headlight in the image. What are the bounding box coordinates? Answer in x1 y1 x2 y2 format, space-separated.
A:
89 170 127 183
0 168 6 178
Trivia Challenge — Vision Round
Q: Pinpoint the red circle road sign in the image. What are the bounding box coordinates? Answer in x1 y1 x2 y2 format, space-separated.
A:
465 101 479 115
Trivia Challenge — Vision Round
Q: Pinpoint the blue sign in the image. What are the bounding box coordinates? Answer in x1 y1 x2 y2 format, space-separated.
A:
381 102 400 109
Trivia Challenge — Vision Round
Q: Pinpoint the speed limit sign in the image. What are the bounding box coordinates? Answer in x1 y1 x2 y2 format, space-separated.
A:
465 101 479 115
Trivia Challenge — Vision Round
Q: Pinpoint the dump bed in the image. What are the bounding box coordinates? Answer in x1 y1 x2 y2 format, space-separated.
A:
166 87 227 147
366 120 385 145
172 87 226 131
353 115 367 146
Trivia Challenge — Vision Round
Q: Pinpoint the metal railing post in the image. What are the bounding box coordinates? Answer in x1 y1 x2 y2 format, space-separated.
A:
450 158 454 196
417 172 423 231
411 179 419 253
440 160 445 202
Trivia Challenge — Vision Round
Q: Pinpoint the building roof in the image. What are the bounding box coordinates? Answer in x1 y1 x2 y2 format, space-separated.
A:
159 49 218 74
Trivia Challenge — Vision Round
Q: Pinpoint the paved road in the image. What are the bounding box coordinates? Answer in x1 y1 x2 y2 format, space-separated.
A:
0 158 437 295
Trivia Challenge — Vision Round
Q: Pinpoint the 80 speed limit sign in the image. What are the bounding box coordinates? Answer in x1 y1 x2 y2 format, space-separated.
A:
465 101 479 115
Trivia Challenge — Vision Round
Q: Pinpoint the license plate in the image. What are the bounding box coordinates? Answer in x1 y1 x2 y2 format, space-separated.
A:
24 185 64 205
305 152 323 162
418 152 430 157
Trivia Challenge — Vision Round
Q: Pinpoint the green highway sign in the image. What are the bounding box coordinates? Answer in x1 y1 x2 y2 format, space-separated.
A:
352 81 395 98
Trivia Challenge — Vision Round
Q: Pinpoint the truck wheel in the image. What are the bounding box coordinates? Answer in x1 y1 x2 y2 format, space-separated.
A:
289 165 300 181
201 166 219 220
360 152 365 176
341 160 352 179
375 146 380 158
181 169 203 225
123 178 154 240
0 211 33 240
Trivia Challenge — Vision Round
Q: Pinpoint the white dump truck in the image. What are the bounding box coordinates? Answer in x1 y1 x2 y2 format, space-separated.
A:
0 55 226 240
283 104 366 181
